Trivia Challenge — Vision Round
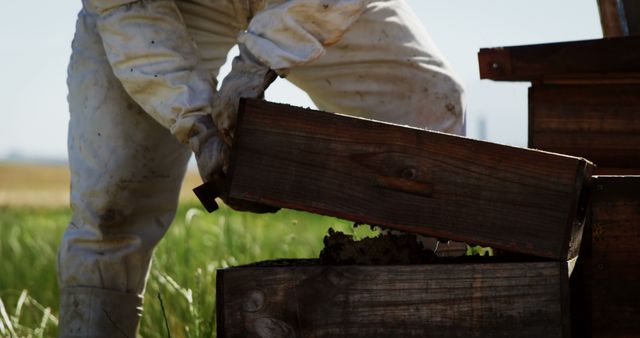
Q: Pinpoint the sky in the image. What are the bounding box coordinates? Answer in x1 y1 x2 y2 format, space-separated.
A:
0 1 602 161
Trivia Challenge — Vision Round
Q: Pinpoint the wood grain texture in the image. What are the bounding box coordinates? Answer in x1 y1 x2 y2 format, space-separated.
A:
217 262 569 338
598 0 627 37
478 36 640 83
575 176 640 338
599 0 640 37
529 84 640 174
226 100 594 260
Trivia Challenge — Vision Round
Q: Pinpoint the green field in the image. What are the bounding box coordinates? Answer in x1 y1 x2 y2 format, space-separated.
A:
0 164 376 337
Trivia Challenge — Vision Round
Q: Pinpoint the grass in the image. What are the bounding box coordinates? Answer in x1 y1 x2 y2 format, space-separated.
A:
1 163 378 337
0 200 375 337
0 206 67 337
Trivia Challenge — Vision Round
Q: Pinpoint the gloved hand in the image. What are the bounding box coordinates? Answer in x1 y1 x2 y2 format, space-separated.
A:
191 46 280 213
189 115 279 214
189 116 229 189
211 45 278 145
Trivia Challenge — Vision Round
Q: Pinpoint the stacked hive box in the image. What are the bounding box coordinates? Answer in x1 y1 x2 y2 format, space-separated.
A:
479 36 640 338
478 36 640 174
201 99 596 337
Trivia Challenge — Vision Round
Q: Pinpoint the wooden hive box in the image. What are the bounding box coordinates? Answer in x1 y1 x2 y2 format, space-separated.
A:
478 36 640 175
571 176 640 338
204 99 595 261
217 260 571 338
479 39 640 337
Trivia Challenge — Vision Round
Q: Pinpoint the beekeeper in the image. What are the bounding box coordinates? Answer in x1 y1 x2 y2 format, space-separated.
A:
58 0 465 336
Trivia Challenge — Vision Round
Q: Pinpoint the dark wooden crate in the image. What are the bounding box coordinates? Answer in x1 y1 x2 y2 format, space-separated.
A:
223 99 593 260
478 37 640 175
217 261 570 338
572 176 640 338
529 84 640 174
478 36 640 83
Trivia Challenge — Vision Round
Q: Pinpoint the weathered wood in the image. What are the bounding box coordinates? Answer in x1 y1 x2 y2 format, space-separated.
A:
217 261 570 338
598 0 640 37
529 84 640 174
225 99 594 260
598 0 627 37
573 176 640 338
478 36 640 83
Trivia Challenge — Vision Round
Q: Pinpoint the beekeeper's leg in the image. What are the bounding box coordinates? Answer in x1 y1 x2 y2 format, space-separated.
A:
285 0 467 255
58 4 238 337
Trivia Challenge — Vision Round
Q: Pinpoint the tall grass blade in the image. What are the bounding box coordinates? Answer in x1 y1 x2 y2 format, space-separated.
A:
185 208 203 224
25 295 59 326
157 293 172 338
0 304 6 336
155 272 193 304
34 307 51 338
0 296 17 337
13 290 28 322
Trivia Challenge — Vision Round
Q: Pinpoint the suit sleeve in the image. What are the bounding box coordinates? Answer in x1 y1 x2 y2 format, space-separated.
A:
85 0 214 143
238 0 368 71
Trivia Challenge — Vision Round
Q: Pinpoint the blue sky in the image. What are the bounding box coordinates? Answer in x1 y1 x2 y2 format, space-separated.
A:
0 1 601 160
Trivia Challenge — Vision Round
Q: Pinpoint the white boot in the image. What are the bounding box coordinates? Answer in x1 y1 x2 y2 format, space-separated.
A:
58 287 142 338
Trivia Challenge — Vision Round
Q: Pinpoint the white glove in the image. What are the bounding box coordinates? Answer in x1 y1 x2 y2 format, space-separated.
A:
210 0 367 144
189 115 278 213
211 45 278 145
188 116 229 186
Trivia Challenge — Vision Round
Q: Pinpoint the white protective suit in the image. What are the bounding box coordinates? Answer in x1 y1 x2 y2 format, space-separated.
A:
59 0 465 336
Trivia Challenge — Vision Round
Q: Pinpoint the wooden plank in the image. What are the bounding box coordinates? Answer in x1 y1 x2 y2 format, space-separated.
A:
598 0 627 37
217 261 570 338
478 36 640 83
225 99 594 260
598 0 640 37
574 176 640 338
529 84 640 174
